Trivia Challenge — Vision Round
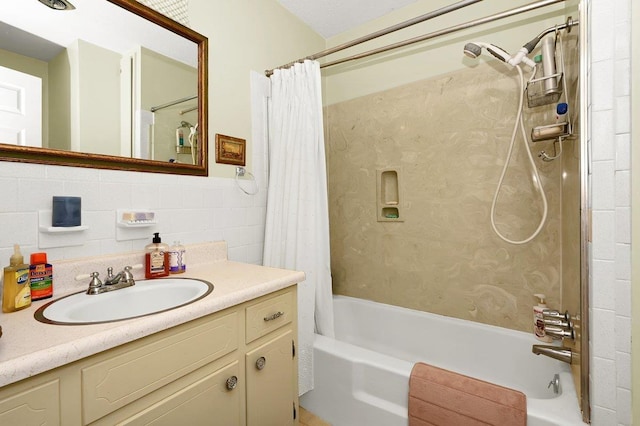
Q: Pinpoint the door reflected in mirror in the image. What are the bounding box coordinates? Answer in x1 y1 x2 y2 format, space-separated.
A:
0 0 208 175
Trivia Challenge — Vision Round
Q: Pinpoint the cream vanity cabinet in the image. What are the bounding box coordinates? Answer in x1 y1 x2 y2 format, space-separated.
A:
0 286 298 426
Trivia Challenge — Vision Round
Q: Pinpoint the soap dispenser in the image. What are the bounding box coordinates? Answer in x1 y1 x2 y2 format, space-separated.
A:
533 294 552 342
145 233 170 279
2 244 32 313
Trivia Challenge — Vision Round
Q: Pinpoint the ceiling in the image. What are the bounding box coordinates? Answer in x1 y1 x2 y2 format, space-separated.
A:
276 0 422 38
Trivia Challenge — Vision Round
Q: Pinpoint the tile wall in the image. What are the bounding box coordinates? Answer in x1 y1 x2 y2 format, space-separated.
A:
588 0 632 424
0 161 268 265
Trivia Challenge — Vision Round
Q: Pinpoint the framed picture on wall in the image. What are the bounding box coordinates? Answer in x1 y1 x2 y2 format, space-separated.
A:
215 134 246 166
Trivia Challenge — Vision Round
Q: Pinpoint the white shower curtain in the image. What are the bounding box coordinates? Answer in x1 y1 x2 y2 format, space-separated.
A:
263 60 334 395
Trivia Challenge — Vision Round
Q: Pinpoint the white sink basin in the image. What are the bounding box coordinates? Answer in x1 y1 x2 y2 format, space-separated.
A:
34 278 213 325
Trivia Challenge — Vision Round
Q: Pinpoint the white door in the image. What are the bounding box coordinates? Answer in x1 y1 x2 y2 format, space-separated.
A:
0 65 42 147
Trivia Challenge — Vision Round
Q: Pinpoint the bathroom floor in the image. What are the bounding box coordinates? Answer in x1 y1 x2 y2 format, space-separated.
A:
300 407 331 426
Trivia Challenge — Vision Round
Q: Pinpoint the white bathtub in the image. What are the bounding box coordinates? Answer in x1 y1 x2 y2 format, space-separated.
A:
300 296 585 426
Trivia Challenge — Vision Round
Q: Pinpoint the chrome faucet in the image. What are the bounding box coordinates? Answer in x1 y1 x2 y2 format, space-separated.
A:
531 307 575 364
532 345 572 364
542 309 575 340
85 265 136 295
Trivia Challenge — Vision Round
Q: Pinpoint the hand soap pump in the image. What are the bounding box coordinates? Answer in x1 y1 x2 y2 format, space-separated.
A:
533 294 552 342
145 232 170 279
2 244 32 313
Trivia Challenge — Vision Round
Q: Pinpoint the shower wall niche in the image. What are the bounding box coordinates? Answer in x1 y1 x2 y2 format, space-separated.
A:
377 168 403 221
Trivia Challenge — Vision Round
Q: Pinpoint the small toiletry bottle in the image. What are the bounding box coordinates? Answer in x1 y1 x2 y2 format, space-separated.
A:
169 241 186 274
533 294 552 342
145 233 170 278
2 244 32 313
29 252 53 300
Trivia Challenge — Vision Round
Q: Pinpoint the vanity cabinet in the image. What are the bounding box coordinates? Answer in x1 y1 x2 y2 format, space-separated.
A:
0 286 298 426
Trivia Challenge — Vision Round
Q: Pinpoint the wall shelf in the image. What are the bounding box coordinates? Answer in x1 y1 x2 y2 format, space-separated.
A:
116 209 157 241
376 168 404 222
39 225 89 234
38 210 88 249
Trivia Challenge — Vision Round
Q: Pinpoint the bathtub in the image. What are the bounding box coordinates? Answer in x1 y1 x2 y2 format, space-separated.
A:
300 296 585 426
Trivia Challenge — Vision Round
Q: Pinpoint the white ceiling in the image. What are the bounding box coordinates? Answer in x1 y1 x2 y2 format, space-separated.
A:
276 0 422 38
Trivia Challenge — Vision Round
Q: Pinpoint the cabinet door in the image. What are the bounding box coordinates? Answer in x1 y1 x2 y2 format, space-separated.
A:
119 361 242 426
246 330 294 426
0 379 60 426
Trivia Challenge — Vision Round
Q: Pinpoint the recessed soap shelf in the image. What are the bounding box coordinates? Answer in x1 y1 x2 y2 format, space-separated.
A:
377 169 403 222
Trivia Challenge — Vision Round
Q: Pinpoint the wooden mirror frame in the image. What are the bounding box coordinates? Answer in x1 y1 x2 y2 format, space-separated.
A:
0 0 208 176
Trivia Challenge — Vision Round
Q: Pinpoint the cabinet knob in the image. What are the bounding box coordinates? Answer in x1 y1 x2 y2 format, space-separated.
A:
256 356 266 370
226 375 238 390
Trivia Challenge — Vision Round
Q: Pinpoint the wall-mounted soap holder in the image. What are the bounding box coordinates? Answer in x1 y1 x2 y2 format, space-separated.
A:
377 168 404 222
38 210 88 249
116 209 158 241
116 210 157 227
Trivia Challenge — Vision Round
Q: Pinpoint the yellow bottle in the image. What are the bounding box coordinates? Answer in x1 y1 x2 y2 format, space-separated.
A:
2 244 32 313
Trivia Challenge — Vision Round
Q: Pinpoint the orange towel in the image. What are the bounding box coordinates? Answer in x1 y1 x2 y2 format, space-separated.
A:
408 362 527 426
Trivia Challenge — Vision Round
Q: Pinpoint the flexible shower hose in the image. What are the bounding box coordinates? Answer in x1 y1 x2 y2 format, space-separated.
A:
490 65 548 244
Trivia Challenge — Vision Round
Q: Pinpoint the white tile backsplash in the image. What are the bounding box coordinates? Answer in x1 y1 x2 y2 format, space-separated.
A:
590 60 614 111
589 0 633 421
591 161 616 210
591 356 617 409
591 260 615 310
615 351 632 390
591 308 616 359
614 95 631 134
614 315 631 353
591 110 615 160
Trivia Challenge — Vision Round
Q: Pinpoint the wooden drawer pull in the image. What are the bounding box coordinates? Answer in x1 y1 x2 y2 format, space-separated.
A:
263 311 284 322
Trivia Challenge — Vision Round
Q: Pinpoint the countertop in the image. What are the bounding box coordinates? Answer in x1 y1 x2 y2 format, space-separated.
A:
0 259 304 388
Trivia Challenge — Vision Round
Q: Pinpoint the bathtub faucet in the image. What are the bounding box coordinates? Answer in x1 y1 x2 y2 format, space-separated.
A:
542 309 575 340
532 345 572 364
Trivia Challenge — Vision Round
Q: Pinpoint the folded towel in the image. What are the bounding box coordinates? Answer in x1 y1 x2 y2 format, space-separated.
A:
408 362 526 426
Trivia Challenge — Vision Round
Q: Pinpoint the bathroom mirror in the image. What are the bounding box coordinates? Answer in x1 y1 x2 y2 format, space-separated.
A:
0 0 208 175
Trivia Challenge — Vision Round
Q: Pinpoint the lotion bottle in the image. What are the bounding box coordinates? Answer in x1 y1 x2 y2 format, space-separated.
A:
533 294 552 342
145 233 169 278
2 244 32 313
169 241 186 274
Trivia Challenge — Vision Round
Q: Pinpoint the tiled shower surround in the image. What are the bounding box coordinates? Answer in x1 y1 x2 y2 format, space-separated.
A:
326 36 580 335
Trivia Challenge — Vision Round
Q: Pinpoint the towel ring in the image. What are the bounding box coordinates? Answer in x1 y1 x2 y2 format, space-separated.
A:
235 167 259 195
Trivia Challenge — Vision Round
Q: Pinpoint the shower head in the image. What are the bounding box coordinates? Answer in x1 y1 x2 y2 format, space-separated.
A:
462 42 512 63
37 0 76 10
462 43 482 59
463 41 536 68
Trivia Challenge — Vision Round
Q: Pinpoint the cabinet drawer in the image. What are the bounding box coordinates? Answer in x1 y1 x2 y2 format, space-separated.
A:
82 311 238 424
246 290 294 343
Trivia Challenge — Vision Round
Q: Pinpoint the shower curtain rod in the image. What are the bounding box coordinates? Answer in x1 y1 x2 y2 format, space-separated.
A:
265 0 568 76
150 95 197 113
265 0 483 76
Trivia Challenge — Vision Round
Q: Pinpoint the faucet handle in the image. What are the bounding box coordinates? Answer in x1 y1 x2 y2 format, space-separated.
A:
542 309 570 321
123 265 135 281
543 317 571 328
545 325 575 340
86 272 103 295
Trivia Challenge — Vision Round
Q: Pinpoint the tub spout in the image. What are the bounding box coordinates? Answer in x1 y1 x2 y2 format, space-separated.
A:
532 345 572 364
